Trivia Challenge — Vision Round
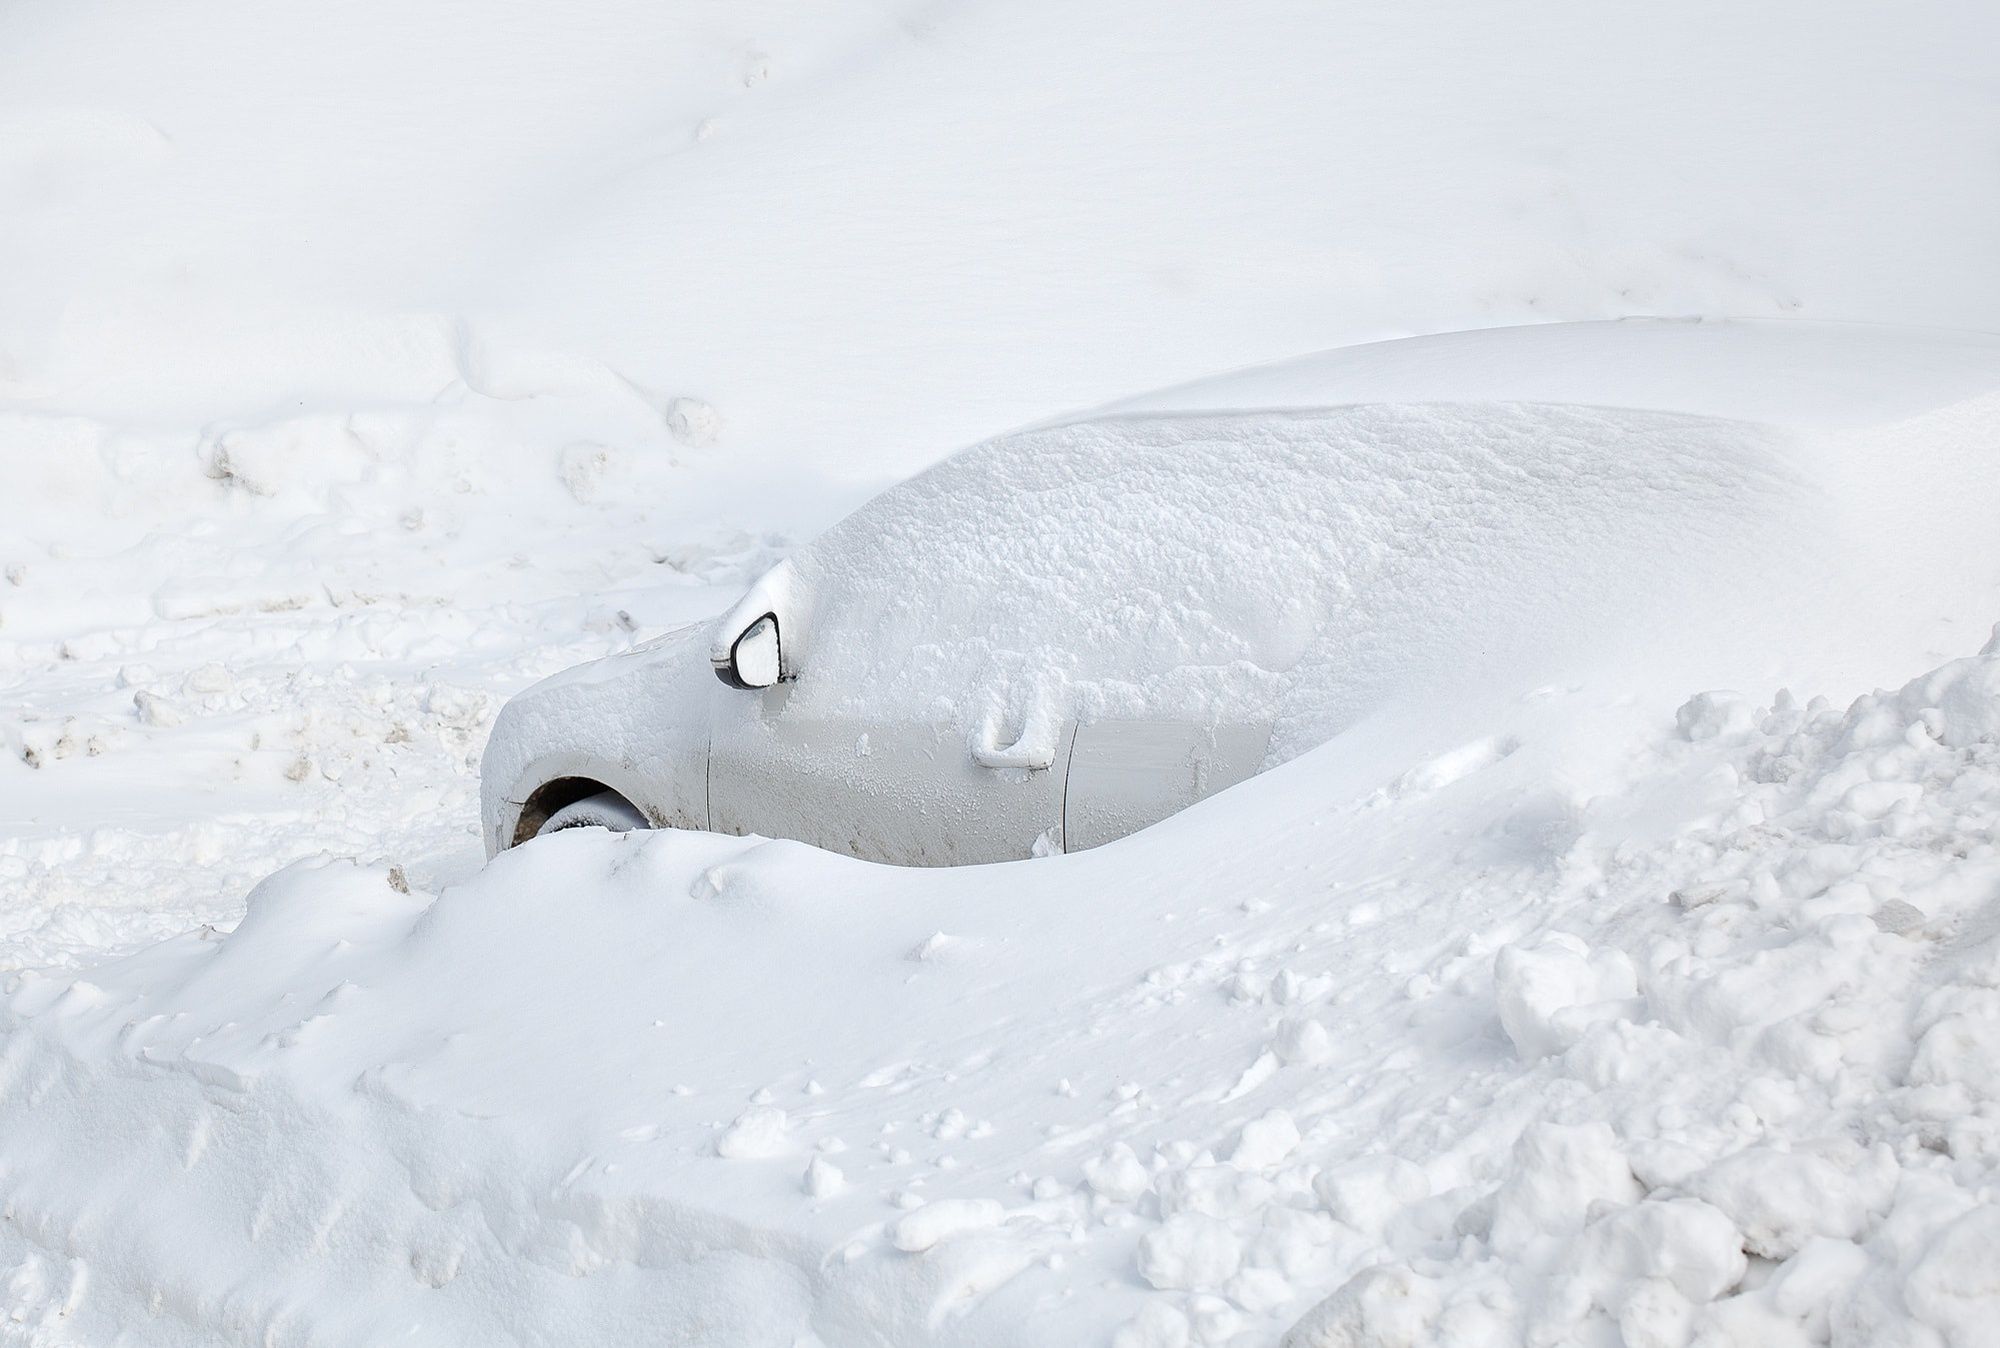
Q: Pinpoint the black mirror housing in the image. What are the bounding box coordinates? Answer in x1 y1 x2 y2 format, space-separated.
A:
713 613 783 689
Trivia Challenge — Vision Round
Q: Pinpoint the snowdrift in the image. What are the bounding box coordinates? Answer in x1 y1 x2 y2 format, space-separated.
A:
8 630 2000 1345
6 320 2000 1343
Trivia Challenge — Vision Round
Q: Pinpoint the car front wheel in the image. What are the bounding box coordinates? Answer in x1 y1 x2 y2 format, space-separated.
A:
537 790 650 838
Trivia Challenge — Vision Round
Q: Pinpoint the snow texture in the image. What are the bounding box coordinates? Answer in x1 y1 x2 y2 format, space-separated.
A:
12 629 2000 1343
6 0 2000 1343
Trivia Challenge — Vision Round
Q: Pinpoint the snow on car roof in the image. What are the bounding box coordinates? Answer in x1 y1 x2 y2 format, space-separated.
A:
786 399 1795 763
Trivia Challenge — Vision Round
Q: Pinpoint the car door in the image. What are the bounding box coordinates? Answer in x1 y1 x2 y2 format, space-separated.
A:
1062 718 1272 852
708 681 1076 865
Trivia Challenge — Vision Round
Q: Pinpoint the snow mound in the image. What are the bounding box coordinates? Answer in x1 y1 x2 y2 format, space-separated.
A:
772 385 2000 772
790 402 1803 757
9 632 2000 1344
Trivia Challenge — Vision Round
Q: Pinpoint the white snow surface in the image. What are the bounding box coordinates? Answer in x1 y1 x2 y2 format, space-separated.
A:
12 626 2000 1346
8 0 2000 1342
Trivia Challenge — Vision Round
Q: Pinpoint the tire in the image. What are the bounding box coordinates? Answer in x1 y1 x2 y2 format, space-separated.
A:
537 790 650 838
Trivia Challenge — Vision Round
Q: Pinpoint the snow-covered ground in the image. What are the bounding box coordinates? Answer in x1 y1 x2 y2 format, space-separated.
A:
13 619 2000 1347
6 0 2000 1342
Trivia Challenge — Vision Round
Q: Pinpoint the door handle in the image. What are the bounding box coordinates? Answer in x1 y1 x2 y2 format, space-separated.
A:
970 725 1056 771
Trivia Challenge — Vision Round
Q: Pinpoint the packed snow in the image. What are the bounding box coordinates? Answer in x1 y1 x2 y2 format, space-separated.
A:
6 0 2000 1342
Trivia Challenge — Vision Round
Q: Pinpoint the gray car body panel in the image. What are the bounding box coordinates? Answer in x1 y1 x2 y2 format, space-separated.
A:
484 627 1271 864
709 685 1079 865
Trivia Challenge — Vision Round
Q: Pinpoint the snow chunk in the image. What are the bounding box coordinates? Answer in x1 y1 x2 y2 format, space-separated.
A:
1083 1143 1151 1202
1312 1155 1430 1236
1274 1015 1334 1065
714 1106 789 1159
1683 1145 1892 1258
1135 1213 1243 1291
665 397 721 448
803 1154 845 1198
1111 1304 1191 1348
132 689 184 727
1936 661 2000 747
1281 1264 1441 1348
1158 1166 1276 1221
1872 898 1928 936
1493 933 1639 1060
1909 994 2000 1100
1563 1198 1747 1310
907 930 956 962
1229 1266 1296 1314
1905 1205 2000 1344
1675 691 1754 741
1489 1121 1641 1255
1229 1109 1301 1170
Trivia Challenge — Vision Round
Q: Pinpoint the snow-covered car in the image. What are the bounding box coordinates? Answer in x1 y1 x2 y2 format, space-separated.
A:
481 331 1902 866
479 411 1292 866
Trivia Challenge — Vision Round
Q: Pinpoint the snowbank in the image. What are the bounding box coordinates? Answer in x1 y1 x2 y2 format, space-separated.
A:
8 631 2000 1345
7 0 2000 1339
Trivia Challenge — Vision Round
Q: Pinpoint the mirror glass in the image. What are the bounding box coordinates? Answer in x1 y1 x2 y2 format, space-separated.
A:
731 615 782 688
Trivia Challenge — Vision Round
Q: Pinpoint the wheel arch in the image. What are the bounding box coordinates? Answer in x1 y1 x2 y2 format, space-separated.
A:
486 752 693 855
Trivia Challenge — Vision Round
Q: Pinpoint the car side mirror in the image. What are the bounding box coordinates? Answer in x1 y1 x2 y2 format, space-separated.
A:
716 613 782 689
